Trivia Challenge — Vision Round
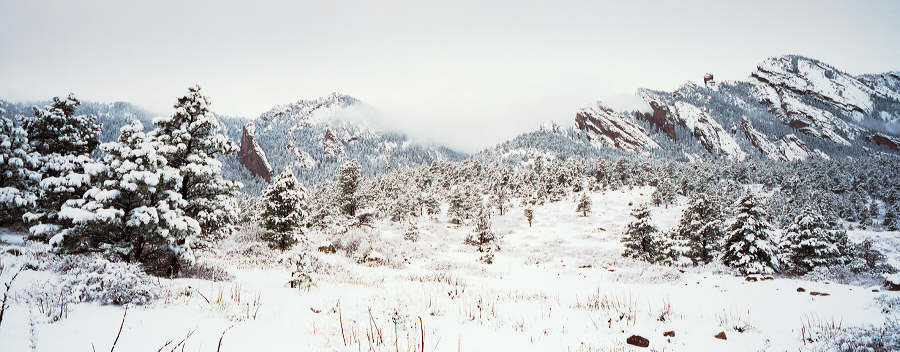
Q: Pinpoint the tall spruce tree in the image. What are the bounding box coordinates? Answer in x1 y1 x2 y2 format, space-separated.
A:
722 193 779 274
465 204 497 252
672 193 725 265
260 170 308 252
576 192 592 216
782 208 844 274
621 204 661 262
338 159 361 217
55 121 198 267
22 94 102 240
150 86 240 242
0 106 40 224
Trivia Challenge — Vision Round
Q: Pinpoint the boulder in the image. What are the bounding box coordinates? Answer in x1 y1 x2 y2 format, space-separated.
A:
626 335 649 348
663 331 675 337
714 331 727 340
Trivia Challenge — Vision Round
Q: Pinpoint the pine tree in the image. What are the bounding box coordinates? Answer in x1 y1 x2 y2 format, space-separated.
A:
447 185 471 225
884 202 899 231
465 204 497 252
23 94 100 156
22 94 101 240
524 207 534 227
782 208 843 274
403 217 420 242
621 204 661 262
0 107 40 224
672 193 725 265
260 170 307 252
338 159 361 216
54 121 198 267
150 86 240 243
576 192 592 216
721 193 779 274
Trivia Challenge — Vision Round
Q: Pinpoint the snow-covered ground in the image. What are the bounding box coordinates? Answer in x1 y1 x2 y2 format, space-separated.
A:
1 187 897 351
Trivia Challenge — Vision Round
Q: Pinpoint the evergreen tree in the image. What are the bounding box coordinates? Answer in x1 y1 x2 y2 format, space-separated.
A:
782 208 844 274
576 192 592 216
884 202 899 231
403 217 420 242
337 159 361 216
447 185 472 225
150 86 240 242
54 121 198 267
673 193 725 265
722 193 779 274
465 204 497 252
621 204 661 262
0 107 40 224
23 94 100 156
22 94 101 240
260 170 307 252
524 207 534 227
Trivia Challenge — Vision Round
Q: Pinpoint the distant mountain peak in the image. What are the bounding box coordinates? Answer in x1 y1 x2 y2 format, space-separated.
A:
258 92 359 124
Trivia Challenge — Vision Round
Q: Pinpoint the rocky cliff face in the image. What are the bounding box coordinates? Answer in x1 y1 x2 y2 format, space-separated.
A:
574 104 658 151
571 55 900 161
238 124 273 182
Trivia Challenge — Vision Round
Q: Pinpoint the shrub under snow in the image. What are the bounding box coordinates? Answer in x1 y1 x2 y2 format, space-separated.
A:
41 255 161 305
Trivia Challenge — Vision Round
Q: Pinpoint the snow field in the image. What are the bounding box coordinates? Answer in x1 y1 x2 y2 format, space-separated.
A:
0 187 895 351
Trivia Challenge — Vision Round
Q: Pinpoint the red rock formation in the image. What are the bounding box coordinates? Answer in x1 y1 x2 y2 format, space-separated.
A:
574 105 659 151
641 101 677 140
238 124 273 182
872 134 899 150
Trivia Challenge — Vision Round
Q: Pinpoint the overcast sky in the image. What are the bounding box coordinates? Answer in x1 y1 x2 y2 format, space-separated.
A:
2 1 899 152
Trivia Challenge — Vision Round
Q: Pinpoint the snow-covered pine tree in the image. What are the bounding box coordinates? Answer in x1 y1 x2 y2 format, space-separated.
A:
447 185 470 225
0 106 40 225
721 193 779 274
22 94 102 240
884 202 899 231
651 180 677 208
403 217 420 242
24 94 100 156
492 188 509 216
54 121 199 268
621 204 661 262
337 159 361 217
781 208 844 274
672 193 725 265
576 192 592 216
260 169 308 252
524 207 534 227
465 204 497 252
150 85 240 243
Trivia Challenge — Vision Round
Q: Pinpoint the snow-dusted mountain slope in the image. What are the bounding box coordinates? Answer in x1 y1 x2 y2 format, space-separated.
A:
220 93 466 194
562 55 900 161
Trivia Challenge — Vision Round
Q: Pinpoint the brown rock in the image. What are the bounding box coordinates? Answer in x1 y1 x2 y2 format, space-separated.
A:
5 248 22 256
745 276 758 282
872 133 900 150
796 287 806 292
641 100 678 140
663 331 675 337
714 331 727 340
626 335 649 348
238 124 273 182
317 244 336 254
810 292 830 296
761 276 774 281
